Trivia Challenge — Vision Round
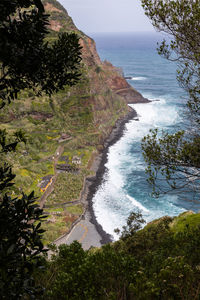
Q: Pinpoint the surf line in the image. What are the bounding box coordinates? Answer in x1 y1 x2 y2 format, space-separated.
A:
126 194 149 213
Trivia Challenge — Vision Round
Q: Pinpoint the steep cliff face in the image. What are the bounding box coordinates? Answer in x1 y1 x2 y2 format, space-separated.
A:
43 0 148 107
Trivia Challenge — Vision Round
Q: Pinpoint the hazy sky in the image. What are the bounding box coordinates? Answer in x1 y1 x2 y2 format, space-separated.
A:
59 0 154 33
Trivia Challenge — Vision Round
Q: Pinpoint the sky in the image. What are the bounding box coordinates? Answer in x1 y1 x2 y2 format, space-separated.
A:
58 0 154 33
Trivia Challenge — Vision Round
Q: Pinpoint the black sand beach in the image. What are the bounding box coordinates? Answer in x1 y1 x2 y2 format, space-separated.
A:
84 107 138 245
55 107 137 249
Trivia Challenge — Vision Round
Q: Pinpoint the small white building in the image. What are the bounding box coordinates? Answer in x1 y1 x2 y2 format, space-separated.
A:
72 156 81 165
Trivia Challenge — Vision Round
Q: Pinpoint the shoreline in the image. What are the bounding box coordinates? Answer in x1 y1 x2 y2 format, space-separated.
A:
54 107 138 248
82 107 137 245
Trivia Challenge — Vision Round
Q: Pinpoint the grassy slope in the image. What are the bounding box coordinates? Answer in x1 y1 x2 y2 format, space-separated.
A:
144 211 200 232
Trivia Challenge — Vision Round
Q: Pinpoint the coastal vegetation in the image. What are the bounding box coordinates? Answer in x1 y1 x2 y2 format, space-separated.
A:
37 211 200 300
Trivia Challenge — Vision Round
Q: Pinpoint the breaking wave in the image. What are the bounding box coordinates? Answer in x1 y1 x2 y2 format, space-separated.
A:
131 76 147 81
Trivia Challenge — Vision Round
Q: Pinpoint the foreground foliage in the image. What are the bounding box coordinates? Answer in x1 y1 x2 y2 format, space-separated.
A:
0 0 81 108
38 212 200 300
0 0 82 298
141 0 200 197
0 189 46 299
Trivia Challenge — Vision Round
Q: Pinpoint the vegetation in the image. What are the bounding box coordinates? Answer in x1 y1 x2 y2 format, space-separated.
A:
0 189 46 299
47 172 85 206
42 205 83 243
37 212 200 300
0 0 82 298
0 0 81 108
141 0 200 197
42 212 72 244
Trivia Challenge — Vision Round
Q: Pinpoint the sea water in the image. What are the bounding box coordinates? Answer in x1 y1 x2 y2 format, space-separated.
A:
90 32 200 240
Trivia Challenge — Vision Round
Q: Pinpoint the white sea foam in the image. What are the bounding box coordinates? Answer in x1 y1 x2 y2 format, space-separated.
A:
93 185 130 240
131 76 147 81
125 99 180 140
92 98 184 240
126 194 149 212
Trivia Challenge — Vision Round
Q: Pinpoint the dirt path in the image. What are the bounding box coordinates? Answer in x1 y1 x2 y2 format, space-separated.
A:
39 145 64 208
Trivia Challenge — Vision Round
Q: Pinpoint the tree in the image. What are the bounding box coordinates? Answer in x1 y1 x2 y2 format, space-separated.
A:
114 210 145 240
0 124 47 300
141 0 200 197
0 0 82 108
0 188 47 299
141 0 200 122
37 216 200 300
0 0 82 298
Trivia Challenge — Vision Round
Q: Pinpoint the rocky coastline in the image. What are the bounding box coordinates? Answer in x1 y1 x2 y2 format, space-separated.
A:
54 106 138 248
84 107 137 244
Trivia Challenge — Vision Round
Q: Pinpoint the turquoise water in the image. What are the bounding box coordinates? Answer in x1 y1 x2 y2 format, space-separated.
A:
90 32 200 240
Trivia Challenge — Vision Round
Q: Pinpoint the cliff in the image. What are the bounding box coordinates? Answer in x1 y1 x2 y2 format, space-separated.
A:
0 0 148 243
43 0 149 106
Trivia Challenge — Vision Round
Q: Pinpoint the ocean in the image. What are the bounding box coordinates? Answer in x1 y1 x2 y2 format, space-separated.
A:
89 32 200 240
